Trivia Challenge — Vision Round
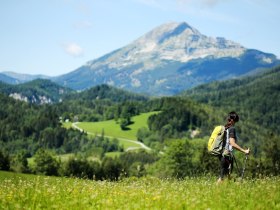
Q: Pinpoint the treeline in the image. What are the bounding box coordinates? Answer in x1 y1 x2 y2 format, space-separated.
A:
0 149 158 180
1 138 279 180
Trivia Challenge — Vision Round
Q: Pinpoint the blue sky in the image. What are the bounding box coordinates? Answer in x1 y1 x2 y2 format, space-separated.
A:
1 0 279 76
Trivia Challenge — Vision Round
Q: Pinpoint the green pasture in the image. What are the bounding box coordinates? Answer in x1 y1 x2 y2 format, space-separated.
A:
0 171 279 210
65 111 159 150
77 111 159 140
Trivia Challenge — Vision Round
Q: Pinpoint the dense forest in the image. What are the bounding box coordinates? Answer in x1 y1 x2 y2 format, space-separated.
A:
181 65 280 135
0 65 279 180
0 79 73 104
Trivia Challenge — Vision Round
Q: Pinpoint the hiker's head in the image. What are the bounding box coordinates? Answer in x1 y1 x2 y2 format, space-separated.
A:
226 111 239 127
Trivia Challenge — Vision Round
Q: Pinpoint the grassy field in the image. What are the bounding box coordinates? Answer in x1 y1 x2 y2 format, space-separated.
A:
64 111 159 151
0 171 279 210
77 111 159 140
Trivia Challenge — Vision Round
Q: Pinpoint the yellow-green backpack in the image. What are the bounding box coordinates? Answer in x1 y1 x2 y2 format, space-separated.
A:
208 125 226 156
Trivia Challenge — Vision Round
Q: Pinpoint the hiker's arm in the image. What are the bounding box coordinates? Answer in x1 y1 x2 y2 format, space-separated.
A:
229 138 250 154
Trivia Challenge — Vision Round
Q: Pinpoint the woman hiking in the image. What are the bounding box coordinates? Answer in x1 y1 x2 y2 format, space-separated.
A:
217 111 250 183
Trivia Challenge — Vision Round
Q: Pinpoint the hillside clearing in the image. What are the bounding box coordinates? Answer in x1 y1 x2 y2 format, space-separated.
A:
69 112 159 151
75 112 158 140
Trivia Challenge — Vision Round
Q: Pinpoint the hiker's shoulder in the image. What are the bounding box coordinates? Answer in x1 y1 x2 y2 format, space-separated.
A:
228 126 236 131
227 126 237 137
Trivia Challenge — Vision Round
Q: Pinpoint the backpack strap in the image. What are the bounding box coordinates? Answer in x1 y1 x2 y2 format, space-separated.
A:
222 129 231 157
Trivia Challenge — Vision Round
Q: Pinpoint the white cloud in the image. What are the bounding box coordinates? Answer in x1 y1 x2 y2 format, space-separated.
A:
62 42 84 57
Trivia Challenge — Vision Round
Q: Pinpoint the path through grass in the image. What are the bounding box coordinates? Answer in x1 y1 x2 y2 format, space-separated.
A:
72 111 158 150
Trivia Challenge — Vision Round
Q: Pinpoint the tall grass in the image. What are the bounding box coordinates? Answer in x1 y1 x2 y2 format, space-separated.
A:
0 171 279 210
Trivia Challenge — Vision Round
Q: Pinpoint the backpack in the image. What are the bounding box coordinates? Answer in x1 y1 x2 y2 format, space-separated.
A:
208 125 227 156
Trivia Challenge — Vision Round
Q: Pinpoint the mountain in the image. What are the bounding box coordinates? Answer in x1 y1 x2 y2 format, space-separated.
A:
180 65 280 135
0 71 50 84
0 73 20 84
53 22 280 96
0 79 73 104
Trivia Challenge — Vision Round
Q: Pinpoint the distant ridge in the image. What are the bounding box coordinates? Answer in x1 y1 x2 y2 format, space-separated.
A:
0 73 19 84
0 79 73 104
1 71 50 83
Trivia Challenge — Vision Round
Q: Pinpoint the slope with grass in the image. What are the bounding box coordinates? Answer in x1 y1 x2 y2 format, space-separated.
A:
70 111 159 151
0 171 279 210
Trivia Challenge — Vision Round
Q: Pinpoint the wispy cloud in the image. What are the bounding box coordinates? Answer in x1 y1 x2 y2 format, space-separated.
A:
62 42 84 57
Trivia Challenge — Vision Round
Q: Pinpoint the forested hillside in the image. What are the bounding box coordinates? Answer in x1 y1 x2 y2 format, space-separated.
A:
0 93 87 155
56 84 149 123
181 65 280 135
0 79 73 104
65 84 149 102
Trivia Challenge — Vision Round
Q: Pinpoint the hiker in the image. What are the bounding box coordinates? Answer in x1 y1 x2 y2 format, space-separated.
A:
217 111 250 183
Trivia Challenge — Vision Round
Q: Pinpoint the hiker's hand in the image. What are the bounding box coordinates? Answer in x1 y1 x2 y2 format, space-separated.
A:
244 148 250 155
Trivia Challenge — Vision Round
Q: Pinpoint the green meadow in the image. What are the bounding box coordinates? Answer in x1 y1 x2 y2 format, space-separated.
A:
0 171 279 210
65 111 159 151
77 111 158 140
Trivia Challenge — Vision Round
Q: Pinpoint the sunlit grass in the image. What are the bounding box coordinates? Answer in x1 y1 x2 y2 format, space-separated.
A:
77 111 159 140
57 112 160 161
68 111 159 150
62 111 159 150
105 151 122 158
0 171 279 210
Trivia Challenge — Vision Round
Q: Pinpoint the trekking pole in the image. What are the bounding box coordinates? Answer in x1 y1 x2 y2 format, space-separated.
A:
232 154 241 177
241 154 249 180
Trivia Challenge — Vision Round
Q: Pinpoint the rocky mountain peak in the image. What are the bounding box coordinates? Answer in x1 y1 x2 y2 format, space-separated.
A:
52 22 280 95
137 22 197 43
87 21 245 70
